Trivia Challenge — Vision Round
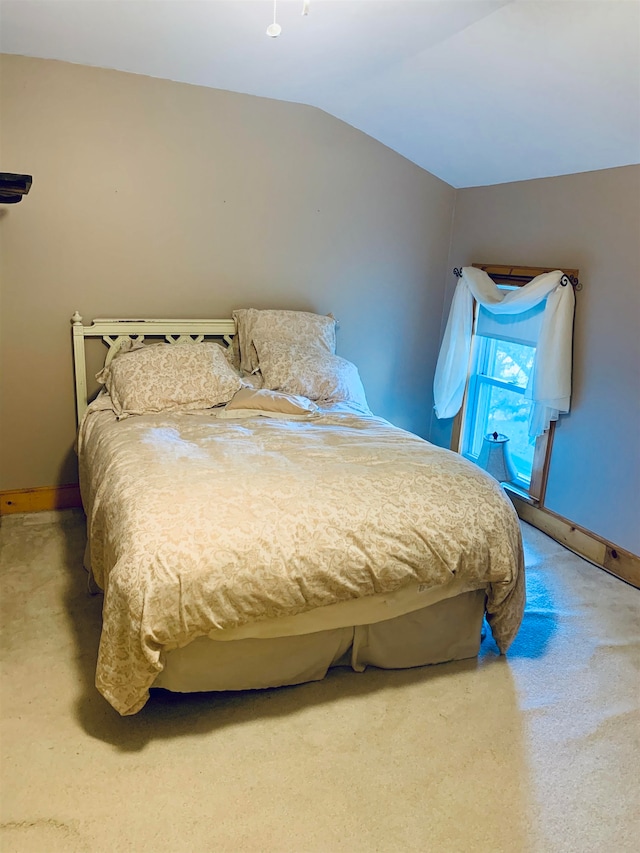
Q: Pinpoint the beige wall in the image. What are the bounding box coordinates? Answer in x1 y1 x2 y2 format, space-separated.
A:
4 57 637 556
0 55 455 490
430 166 640 555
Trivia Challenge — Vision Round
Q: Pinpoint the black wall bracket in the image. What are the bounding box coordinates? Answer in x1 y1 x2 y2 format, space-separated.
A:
0 173 33 204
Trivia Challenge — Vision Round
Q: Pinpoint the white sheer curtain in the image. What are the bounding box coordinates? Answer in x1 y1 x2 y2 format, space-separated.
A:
433 266 575 438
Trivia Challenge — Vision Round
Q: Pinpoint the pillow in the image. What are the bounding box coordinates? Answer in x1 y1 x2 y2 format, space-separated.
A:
232 308 336 375
239 371 264 390
96 342 243 418
225 334 241 372
254 339 369 409
216 387 319 420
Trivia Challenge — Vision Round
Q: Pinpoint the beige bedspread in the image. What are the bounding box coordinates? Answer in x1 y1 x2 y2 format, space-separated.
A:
78 403 525 715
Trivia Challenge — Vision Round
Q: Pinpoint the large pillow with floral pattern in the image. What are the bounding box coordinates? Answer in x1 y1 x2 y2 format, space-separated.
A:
254 339 368 409
96 342 243 419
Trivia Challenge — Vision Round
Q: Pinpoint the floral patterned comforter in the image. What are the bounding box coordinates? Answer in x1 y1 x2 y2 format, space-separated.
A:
78 403 525 715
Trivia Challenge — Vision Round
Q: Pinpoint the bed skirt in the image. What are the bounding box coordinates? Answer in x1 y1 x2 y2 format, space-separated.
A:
153 588 487 694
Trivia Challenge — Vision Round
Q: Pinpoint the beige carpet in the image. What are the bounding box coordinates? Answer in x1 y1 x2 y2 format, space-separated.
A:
0 509 638 853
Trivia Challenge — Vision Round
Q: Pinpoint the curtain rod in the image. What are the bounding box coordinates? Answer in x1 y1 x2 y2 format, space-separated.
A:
452 267 582 290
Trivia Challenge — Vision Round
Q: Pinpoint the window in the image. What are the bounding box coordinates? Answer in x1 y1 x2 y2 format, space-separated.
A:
461 334 536 491
450 264 578 505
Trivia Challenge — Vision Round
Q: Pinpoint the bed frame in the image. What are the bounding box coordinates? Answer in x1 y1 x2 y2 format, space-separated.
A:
71 311 488 705
71 312 237 423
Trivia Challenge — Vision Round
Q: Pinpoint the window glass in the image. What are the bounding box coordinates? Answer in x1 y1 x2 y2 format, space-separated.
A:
462 336 536 487
486 340 533 387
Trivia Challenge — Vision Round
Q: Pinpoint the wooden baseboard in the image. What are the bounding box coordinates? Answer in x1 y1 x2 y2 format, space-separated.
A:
509 493 639 589
0 484 82 515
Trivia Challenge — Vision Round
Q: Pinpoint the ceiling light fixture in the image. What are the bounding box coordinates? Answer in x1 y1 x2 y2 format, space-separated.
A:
266 0 310 38
266 0 281 38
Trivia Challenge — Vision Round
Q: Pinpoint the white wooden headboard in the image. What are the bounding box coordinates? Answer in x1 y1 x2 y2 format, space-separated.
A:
71 312 237 424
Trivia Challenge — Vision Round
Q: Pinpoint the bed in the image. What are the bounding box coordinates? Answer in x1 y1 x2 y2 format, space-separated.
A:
72 311 525 716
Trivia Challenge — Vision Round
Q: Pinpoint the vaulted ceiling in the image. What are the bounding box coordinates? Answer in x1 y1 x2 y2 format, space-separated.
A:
1 0 639 187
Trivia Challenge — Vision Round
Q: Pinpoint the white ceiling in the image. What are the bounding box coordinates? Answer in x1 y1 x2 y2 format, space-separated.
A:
1 0 639 187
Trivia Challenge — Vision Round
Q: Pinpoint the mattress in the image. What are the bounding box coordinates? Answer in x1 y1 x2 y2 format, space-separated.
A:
79 401 525 715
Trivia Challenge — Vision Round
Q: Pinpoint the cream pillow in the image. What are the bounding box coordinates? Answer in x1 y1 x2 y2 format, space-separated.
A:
216 387 319 420
254 339 369 409
97 342 243 418
232 308 336 375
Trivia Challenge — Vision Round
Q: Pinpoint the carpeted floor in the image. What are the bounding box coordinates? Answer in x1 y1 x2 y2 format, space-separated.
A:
0 509 638 853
